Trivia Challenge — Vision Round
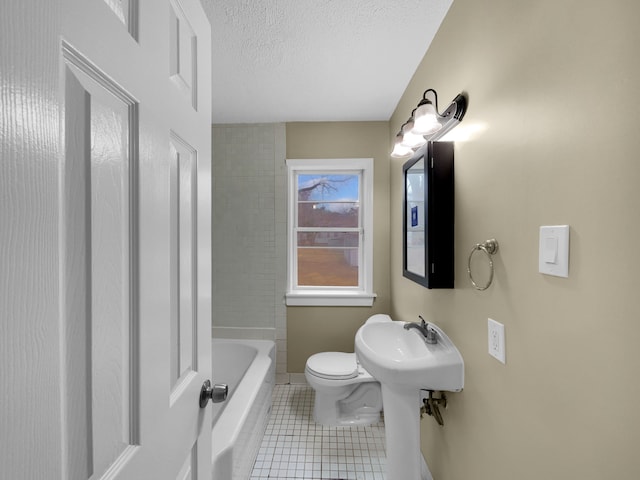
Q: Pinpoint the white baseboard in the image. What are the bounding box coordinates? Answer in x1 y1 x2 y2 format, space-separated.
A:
289 373 307 385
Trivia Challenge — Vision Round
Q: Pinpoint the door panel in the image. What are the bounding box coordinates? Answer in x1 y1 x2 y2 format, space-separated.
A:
101 0 135 36
170 133 199 396
62 49 140 478
0 0 211 478
169 0 198 108
177 444 198 480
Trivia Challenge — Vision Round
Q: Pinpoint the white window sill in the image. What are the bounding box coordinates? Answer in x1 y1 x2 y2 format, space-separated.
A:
285 291 377 307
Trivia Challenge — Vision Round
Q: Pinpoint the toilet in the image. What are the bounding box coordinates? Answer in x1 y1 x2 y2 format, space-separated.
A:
304 314 391 426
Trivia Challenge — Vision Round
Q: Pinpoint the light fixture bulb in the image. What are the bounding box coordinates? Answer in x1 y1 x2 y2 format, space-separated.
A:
412 101 442 136
400 120 427 149
391 133 413 158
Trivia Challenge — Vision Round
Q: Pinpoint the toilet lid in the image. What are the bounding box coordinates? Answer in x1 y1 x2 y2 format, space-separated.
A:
306 352 358 380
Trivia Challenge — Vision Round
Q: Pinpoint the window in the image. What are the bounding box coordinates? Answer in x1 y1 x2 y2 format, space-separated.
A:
285 158 375 306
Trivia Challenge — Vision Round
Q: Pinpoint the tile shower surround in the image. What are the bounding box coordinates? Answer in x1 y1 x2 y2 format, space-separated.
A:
251 384 386 480
211 124 288 382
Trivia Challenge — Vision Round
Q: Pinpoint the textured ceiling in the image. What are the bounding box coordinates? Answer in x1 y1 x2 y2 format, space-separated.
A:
201 0 453 123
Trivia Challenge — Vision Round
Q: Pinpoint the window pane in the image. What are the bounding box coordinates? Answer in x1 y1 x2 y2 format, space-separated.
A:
297 174 359 228
297 231 359 247
297 247 359 286
298 202 359 228
297 174 359 201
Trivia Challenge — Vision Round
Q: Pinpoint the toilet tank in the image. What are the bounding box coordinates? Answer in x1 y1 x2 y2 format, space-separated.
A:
365 314 392 324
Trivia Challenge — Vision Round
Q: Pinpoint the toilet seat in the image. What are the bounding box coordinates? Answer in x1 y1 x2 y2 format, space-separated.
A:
306 352 359 380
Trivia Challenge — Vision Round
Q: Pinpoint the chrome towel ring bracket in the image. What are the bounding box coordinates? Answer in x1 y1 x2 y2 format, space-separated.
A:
467 239 499 291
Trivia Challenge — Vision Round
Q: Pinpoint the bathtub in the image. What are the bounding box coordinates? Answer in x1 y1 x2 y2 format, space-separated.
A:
211 338 275 480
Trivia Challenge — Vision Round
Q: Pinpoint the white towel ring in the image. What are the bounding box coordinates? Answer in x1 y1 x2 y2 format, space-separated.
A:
467 239 499 291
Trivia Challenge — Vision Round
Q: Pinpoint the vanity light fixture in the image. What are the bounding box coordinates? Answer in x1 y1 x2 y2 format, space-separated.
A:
412 89 442 135
391 89 467 158
400 115 427 149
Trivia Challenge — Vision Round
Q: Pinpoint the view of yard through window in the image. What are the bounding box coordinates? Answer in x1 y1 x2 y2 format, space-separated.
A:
296 173 360 287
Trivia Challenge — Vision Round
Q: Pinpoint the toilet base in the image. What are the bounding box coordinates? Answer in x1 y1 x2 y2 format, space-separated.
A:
313 401 381 426
312 382 382 427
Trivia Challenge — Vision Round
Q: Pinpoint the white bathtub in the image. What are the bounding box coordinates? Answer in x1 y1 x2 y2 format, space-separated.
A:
211 338 275 480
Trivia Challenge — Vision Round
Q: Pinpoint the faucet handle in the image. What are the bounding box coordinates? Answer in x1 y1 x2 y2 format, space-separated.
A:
418 316 438 344
425 326 438 344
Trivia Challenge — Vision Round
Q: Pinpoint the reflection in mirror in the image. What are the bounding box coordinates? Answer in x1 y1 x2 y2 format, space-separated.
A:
405 158 425 277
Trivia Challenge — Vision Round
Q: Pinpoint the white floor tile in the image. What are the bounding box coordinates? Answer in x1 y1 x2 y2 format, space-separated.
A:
251 384 386 480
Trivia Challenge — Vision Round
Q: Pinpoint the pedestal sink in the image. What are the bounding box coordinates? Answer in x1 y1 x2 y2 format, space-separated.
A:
355 320 464 480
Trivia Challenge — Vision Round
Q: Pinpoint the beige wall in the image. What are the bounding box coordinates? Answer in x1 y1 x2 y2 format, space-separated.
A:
389 0 640 478
286 122 392 371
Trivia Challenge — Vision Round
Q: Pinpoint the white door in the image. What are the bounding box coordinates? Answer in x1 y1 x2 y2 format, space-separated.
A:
1 0 212 479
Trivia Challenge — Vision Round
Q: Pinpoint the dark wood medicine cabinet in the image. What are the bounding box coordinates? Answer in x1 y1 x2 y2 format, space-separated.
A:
402 141 454 288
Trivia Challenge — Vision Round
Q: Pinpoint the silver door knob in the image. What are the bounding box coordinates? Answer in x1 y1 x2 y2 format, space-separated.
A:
199 379 228 408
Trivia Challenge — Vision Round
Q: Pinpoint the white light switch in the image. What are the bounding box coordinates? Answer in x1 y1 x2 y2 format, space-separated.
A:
539 225 569 277
543 236 558 263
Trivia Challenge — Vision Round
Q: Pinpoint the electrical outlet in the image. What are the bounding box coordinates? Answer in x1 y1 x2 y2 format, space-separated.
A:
488 318 506 364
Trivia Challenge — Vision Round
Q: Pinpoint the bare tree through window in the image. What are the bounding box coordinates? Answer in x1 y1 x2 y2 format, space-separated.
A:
296 174 360 286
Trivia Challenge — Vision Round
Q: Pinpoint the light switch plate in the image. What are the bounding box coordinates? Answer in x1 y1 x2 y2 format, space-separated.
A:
539 225 569 277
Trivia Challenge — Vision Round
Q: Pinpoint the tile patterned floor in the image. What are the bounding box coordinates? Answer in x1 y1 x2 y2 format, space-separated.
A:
250 384 386 480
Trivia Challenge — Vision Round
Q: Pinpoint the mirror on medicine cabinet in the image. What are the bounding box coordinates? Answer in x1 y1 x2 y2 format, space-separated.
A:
403 142 454 288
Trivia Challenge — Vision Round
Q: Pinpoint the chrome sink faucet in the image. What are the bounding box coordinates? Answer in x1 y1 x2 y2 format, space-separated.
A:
404 315 438 344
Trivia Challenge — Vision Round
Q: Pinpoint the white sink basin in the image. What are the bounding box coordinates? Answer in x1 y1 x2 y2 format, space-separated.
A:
355 321 464 392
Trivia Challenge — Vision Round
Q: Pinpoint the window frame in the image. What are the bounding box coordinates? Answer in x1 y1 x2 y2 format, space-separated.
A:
285 158 376 306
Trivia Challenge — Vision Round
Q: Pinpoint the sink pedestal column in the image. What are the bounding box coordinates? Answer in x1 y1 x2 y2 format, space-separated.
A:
381 385 429 480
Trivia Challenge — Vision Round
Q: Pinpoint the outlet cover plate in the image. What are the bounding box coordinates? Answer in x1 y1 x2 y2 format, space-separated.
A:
488 318 506 364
